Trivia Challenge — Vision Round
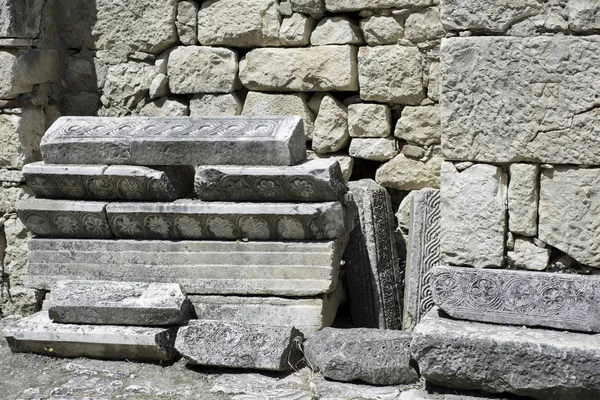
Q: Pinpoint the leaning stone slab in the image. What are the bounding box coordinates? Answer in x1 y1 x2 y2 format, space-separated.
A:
25 238 344 296
17 198 112 239
304 328 418 385
3 312 177 361
412 307 600 400
176 320 303 371
40 116 306 166
195 159 348 202
22 162 194 201
48 281 190 326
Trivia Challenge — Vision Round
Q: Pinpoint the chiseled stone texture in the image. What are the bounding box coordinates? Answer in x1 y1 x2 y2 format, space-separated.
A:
100 61 155 116
405 8 445 44
376 153 442 191
176 1 199 45
440 162 507 269
0 109 45 169
569 0 600 32
348 103 391 138
360 15 404 46
441 36 600 164
0 0 44 39
48 281 190 326
358 45 424 105
0 50 60 98
326 0 435 11
279 13 315 47
311 17 363 46
3 311 177 361
508 163 539 237
395 105 441 146
507 237 550 271
349 138 398 161
139 98 189 117
240 46 359 92
312 95 349 153
304 328 418 385
176 320 303 371
307 151 354 183
197 0 281 47
291 0 326 14
539 166 600 268
189 93 242 116
412 307 600 400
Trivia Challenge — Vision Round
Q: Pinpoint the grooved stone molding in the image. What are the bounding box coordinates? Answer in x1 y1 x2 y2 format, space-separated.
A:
25 238 345 296
403 188 440 330
40 116 306 166
431 265 600 333
441 36 600 164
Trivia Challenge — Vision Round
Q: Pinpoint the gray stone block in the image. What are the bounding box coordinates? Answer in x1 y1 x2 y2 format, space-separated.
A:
194 158 348 202
304 328 418 385
0 0 44 39
17 198 112 239
411 307 600 400
175 320 303 371
3 312 177 361
25 238 345 296
48 281 191 326
40 116 307 166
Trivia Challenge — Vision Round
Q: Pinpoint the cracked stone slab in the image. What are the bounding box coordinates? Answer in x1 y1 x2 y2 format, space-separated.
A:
441 36 600 164
47 281 191 326
2 312 177 361
40 116 306 166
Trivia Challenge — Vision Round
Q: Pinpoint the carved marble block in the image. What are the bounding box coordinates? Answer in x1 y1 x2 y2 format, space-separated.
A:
431 265 600 333
175 320 303 371
17 198 112 239
48 281 191 326
194 158 348 202
2 312 177 361
40 116 307 166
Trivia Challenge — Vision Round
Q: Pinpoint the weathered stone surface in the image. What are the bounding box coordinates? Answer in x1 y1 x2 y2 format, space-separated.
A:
149 74 169 99
440 163 507 269
25 238 344 296
0 185 32 214
343 179 402 329
176 1 199 45
360 15 404 46
23 162 194 201
240 46 359 92
139 98 189 117
394 106 440 146
427 61 440 102
304 328 418 385
0 0 44 39
167 46 240 94
100 61 155 116
507 237 550 271
176 320 302 371
569 0 600 32
41 116 307 166
441 36 600 164
189 93 242 116
405 8 444 43
197 0 281 47
48 281 190 326
326 0 435 12
376 153 442 191
311 17 363 46
0 108 45 169
404 189 440 330
539 167 600 268
279 13 315 46
3 312 177 361
291 0 326 14
358 45 424 105
412 307 600 399
508 164 538 237
348 104 391 138
349 138 398 161
0 50 60 98
306 151 354 183
312 95 349 153
194 159 348 202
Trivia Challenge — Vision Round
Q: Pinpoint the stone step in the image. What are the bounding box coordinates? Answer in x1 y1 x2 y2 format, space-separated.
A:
25 238 344 296
40 116 306 166
194 158 348 202
430 265 600 333
2 312 177 362
22 162 194 201
411 307 600 400
175 320 303 371
47 281 191 326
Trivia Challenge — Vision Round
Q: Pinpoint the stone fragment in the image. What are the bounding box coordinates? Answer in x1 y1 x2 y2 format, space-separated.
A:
304 328 418 385
167 46 239 94
149 74 169 99
0 185 32 213
3 312 177 361
358 45 424 105
311 17 363 46
189 93 242 116
0 0 44 39
41 116 307 166
280 0 293 16
401 145 426 160
176 1 199 45
569 0 600 32
312 95 349 153
0 108 45 169
427 61 440 101
360 15 404 46
349 138 398 161
195 159 348 202
375 153 442 191
0 50 60 98
404 8 444 44
348 103 391 138
25 238 345 296
403 189 440 330
326 0 434 12
279 13 315 47
48 281 190 326
306 151 354 183
100 61 155 116
240 46 358 92
539 167 600 268
394 105 440 146
343 179 402 329
508 163 538 236
176 321 302 371
291 0 326 14
507 237 550 271
139 98 189 117
441 36 600 164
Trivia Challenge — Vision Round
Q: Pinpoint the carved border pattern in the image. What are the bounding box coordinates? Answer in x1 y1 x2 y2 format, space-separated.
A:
20 210 112 239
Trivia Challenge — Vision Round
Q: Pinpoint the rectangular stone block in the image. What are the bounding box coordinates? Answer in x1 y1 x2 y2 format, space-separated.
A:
508 163 538 237
3 312 177 361
441 36 600 164
106 200 351 241
0 50 60 98
48 280 191 326
40 116 307 166
412 308 600 400
23 162 194 201
18 198 112 239
175 320 303 371
0 0 44 39
194 159 348 202
25 238 344 296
